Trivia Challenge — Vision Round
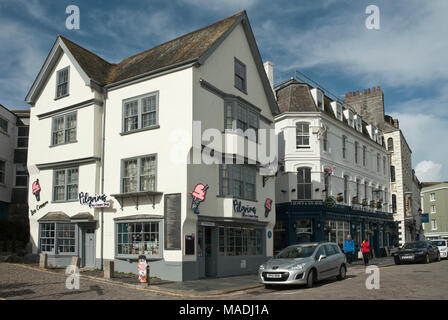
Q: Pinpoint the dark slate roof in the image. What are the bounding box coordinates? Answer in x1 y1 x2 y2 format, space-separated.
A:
60 36 113 86
276 79 317 113
38 211 70 222
60 11 244 86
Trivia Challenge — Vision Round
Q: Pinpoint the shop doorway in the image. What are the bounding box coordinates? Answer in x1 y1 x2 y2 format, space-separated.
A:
83 227 96 268
204 227 217 277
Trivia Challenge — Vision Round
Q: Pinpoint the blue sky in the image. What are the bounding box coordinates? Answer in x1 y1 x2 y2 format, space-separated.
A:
1 0 447 181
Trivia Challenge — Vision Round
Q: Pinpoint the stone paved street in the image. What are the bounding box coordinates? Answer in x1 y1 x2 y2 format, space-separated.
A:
1 260 447 300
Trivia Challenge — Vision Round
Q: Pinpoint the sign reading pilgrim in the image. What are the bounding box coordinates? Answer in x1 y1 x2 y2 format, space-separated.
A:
78 192 110 208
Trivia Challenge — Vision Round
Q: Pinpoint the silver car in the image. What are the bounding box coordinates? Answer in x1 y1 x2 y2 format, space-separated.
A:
259 242 347 288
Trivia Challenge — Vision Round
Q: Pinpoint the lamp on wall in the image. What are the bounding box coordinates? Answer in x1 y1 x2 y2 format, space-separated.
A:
291 189 296 193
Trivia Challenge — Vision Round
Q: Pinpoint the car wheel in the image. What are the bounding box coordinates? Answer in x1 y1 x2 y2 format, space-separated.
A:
264 284 274 289
336 265 347 280
306 269 314 288
437 253 441 262
425 254 430 264
394 256 401 265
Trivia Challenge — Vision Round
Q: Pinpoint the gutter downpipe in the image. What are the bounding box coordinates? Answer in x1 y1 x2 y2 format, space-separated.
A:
99 85 107 271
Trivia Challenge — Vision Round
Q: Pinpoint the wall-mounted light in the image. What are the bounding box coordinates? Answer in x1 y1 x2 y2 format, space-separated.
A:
291 189 296 193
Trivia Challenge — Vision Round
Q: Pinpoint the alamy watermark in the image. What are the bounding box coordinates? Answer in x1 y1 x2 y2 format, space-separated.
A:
65 265 80 290
66 5 80 30
365 265 380 290
365 5 380 30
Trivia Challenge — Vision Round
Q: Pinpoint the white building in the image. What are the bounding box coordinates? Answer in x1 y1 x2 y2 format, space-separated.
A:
274 79 394 255
25 11 279 280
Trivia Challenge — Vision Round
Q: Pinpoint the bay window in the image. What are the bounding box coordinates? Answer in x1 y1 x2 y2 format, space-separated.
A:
116 221 161 257
220 164 256 201
53 167 78 201
122 155 157 193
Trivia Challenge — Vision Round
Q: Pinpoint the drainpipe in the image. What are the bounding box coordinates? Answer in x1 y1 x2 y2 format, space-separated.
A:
99 88 107 271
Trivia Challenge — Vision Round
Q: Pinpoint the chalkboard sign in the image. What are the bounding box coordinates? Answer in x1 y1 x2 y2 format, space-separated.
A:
185 234 195 255
164 193 181 250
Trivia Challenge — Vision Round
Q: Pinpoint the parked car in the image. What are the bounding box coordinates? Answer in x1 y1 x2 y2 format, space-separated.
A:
258 242 347 288
393 240 441 264
431 239 448 259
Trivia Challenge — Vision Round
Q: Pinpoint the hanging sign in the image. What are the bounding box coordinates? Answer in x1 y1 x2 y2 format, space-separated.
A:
32 179 41 201
264 198 273 217
190 184 209 214
78 192 110 208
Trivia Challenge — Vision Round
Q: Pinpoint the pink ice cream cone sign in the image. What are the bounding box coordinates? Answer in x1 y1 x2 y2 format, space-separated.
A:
191 183 209 214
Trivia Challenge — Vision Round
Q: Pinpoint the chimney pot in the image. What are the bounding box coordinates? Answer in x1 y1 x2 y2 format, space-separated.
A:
368 88 371 94
364 89 367 95
345 93 349 98
377 86 381 92
349 92 352 97
373 87 376 93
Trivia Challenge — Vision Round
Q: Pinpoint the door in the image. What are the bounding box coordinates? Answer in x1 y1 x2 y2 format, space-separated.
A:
314 245 331 280
83 228 95 268
204 227 217 277
325 244 342 277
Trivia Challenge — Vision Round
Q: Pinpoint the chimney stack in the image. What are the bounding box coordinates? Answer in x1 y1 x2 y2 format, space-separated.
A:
263 61 274 92
377 86 381 92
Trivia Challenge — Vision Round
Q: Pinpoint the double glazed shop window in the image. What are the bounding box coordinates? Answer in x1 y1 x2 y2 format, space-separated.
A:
116 222 160 256
218 227 263 256
39 223 75 254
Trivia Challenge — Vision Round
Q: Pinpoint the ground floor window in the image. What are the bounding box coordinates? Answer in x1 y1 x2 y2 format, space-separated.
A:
324 220 350 248
218 226 263 256
39 223 75 254
116 221 160 257
295 219 313 243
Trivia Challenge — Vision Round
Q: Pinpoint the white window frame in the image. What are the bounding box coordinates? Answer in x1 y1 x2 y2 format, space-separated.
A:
430 193 435 202
122 92 159 134
431 219 438 230
296 122 310 148
430 205 436 214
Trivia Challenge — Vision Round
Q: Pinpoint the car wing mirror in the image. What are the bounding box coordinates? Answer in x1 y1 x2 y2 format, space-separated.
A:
318 254 326 262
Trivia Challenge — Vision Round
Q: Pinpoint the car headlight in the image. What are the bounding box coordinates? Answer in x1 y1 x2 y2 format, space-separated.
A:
288 263 306 271
440 248 447 252
259 265 265 271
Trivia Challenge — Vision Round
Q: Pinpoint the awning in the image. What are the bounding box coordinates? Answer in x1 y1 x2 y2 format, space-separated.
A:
38 211 71 222
71 212 95 222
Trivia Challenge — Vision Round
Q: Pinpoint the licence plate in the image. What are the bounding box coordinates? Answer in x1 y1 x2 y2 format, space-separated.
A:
266 273 282 278
401 255 413 260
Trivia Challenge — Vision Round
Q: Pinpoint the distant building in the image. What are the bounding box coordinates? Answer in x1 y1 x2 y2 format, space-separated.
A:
274 79 395 257
0 105 30 219
344 88 420 245
421 182 448 240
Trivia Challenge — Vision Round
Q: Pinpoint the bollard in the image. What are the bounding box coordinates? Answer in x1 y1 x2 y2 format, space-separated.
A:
104 260 114 279
39 253 48 269
146 264 150 286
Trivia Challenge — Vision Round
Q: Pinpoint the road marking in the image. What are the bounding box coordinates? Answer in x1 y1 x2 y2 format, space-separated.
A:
5 263 250 299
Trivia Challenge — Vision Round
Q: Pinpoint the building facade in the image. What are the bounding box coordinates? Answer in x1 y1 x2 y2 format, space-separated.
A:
421 182 448 240
25 11 279 281
344 88 420 245
274 79 394 257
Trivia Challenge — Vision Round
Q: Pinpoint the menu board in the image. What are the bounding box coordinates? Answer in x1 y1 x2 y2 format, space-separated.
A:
185 234 195 255
164 193 181 250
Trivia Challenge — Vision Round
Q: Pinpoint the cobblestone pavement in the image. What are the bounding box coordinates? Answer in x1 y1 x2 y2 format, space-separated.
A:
232 259 448 300
1 260 448 300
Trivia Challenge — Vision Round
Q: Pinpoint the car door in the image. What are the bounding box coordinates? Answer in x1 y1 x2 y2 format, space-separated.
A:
314 245 331 280
324 245 340 277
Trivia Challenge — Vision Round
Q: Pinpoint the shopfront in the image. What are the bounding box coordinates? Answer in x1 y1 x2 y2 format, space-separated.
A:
196 217 268 278
275 200 395 257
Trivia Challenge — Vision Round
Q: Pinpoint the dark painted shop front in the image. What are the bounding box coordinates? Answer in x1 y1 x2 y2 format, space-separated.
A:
275 200 396 257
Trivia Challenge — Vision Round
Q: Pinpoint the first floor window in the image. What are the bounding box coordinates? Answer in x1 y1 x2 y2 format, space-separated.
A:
122 155 157 193
52 112 77 145
430 193 435 201
392 194 397 213
296 122 310 148
0 160 5 184
39 223 75 254
117 221 160 256
297 167 311 199
0 117 7 134
344 175 349 204
323 130 328 151
53 167 78 201
224 99 259 141
220 164 256 201
391 165 396 182
123 92 159 133
15 164 28 187
430 205 436 214
218 227 263 256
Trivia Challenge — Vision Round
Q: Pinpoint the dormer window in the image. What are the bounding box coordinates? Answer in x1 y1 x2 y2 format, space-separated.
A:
317 92 323 110
56 67 69 99
348 112 354 127
336 104 343 121
354 116 362 132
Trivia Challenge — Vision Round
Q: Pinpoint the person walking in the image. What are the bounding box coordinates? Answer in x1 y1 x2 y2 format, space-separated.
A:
361 239 370 266
343 234 355 264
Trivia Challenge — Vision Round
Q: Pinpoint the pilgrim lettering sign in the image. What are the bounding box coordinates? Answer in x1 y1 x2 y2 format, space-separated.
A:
78 192 110 208
233 200 258 219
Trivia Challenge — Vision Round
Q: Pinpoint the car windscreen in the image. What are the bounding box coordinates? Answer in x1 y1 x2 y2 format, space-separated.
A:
402 242 427 249
432 240 447 247
275 245 317 258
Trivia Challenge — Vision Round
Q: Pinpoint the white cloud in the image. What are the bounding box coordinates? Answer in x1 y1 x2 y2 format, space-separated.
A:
415 160 443 182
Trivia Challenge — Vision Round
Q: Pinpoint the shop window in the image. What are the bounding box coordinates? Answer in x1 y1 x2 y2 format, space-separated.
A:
39 223 75 254
297 167 311 200
219 227 263 256
116 221 161 257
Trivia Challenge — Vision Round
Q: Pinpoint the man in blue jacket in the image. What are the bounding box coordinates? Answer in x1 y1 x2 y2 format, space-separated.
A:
343 234 355 264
